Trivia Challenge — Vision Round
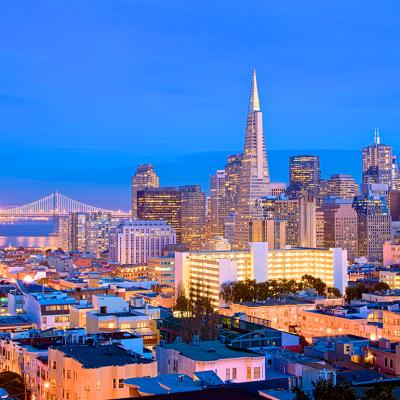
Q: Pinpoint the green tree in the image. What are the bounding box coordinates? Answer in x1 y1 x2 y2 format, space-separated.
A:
301 275 327 295
313 378 356 400
362 382 395 400
293 387 311 400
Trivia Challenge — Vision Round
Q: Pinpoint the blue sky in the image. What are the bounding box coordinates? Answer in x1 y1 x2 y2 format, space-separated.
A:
1 1 400 209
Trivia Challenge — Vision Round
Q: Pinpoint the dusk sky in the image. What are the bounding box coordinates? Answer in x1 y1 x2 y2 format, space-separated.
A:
1 1 400 209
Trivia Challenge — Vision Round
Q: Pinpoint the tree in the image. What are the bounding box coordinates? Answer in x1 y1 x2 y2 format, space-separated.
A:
327 287 341 297
362 382 395 400
312 378 356 400
301 275 327 295
293 386 311 400
346 282 390 301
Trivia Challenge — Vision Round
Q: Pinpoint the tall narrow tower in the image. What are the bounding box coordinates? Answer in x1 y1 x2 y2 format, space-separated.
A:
233 69 270 249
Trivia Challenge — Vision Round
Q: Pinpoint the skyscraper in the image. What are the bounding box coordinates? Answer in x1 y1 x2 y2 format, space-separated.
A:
136 188 182 242
224 153 243 216
353 191 392 262
179 185 206 250
326 174 358 199
131 164 160 217
233 70 270 249
322 197 358 262
288 155 320 197
209 170 226 237
362 128 392 190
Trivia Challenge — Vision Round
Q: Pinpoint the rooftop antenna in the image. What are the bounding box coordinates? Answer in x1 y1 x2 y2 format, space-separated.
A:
374 127 380 145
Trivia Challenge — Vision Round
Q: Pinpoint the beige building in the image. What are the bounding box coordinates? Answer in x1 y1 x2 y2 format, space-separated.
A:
321 199 358 262
379 269 400 289
249 219 286 249
326 174 358 199
48 344 157 400
219 296 344 333
175 245 348 309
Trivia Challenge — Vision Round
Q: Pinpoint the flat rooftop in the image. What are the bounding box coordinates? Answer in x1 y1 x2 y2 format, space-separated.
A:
161 340 264 362
52 344 153 368
0 315 32 327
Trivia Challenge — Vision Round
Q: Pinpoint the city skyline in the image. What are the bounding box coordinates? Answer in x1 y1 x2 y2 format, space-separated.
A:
2 1 400 208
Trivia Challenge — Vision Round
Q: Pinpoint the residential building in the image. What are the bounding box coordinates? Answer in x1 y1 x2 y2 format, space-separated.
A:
48 344 157 400
383 241 400 266
156 340 266 383
147 256 175 287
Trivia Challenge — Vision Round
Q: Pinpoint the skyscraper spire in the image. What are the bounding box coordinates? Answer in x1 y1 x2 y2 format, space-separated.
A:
233 69 270 249
249 68 261 112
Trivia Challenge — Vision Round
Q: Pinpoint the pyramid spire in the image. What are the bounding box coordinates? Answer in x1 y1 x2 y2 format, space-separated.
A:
249 68 261 112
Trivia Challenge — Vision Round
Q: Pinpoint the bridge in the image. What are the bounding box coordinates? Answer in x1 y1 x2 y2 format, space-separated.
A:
0 192 131 218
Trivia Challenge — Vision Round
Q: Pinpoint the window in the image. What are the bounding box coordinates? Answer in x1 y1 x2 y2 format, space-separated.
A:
385 358 388 367
254 367 261 379
66 370 71 379
225 368 230 380
119 379 124 388
232 368 237 380
113 379 117 389
390 359 394 369
247 367 251 379
52 361 56 370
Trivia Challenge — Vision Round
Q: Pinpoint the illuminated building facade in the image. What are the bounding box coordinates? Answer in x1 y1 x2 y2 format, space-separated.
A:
179 185 206 250
289 155 320 197
234 70 270 249
175 245 347 308
147 256 175 287
210 170 226 237
109 220 176 264
321 198 358 262
362 128 392 189
131 163 160 217
136 188 182 242
249 219 286 250
353 192 392 262
326 174 358 199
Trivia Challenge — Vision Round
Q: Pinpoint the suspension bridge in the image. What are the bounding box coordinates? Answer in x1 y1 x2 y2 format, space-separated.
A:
0 192 131 219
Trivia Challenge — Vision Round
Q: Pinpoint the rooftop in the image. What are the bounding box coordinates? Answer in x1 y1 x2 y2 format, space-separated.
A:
160 340 264 362
52 344 153 368
124 372 223 395
0 315 32 327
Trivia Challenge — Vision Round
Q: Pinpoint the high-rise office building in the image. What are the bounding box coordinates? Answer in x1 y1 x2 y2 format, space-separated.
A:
62 212 114 257
362 128 392 190
136 186 206 249
326 174 358 199
249 219 286 249
288 155 320 197
353 191 392 262
179 185 206 250
322 198 358 262
233 70 270 249
136 188 182 242
131 164 160 217
392 156 399 191
210 170 226 237
272 195 316 248
109 220 176 264
224 153 243 214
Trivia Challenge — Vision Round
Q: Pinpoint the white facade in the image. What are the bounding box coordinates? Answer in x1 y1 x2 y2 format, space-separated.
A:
109 220 176 264
175 244 348 307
